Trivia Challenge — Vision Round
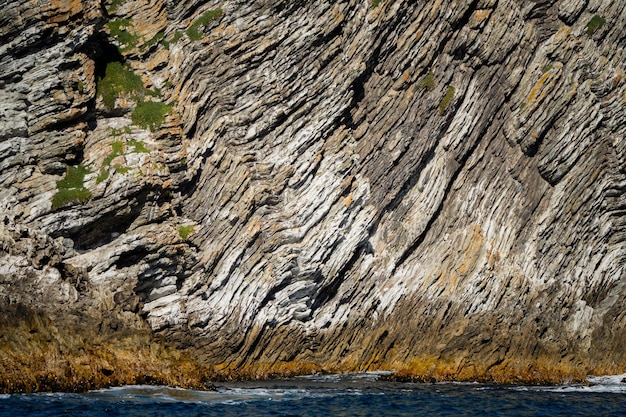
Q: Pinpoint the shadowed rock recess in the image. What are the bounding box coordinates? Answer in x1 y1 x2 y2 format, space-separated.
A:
1 0 625 391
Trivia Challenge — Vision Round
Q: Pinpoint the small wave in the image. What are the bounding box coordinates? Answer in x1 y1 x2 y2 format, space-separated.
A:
587 373 626 386
541 385 626 394
222 387 312 398
89 385 220 403
560 373 626 393
512 373 626 394
0 394 10 400
296 373 342 382
352 371 395 380
86 384 354 405
296 371 394 383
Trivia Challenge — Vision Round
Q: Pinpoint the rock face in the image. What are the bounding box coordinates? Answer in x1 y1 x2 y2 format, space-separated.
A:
1 0 625 390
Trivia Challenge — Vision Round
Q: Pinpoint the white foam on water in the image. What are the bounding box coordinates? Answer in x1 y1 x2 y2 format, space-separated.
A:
88 383 357 405
352 371 395 380
296 371 393 383
0 394 10 400
296 373 342 382
222 386 314 400
513 373 626 394
90 385 220 403
560 373 626 393
543 385 626 394
587 373 626 386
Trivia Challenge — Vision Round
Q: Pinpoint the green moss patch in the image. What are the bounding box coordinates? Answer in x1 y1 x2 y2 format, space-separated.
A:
418 71 436 91
97 62 145 109
131 101 172 131
97 60 171 130
178 225 195 240
438 85 455 114
97 136 151 183
372 0 384 8
107 19 140 52
96 168 109 184
169 31 184 45
115 165 131 174
98 141 124 184
128 139 151 154
51 165 92 210
106 0 126 13
586 15 606 35
146 88 162 98
143 31 165 50
187 9 223 41
103 141 125 167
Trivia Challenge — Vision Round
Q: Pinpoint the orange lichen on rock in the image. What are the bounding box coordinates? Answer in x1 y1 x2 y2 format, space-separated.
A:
0 304 215 393
390 356 592 384
474 9 491 20
47 0 83 24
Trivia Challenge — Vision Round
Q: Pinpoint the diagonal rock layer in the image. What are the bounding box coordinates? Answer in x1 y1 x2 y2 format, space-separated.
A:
1 0 625 391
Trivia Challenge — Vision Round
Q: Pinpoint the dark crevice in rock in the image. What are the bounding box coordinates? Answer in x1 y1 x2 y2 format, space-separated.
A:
64 212 138 251
524 0 561 43
340 7 410 132
451 0 481 32
50 189 156 251
10 27 56 59
522 113 557 160
391 109 508 276
383 145 438 218
310 242 366 313
91 36 125 81
115 247 150 270
258 278 291 311
365 138 440 242
239 324 270 364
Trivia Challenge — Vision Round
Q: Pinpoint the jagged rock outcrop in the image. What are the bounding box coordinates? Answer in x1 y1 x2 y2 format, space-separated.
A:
1 0 625 390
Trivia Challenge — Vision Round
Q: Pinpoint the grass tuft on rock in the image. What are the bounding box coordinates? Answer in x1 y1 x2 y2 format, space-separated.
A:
586 15 606 35
51 165 92 210
106 0 126 13
97 62 145 109
96 168 109 184
178 225 195 240
143 31 165 50
128 139 151 154
103 141 125 167
170 31 184 44
438 85 455 113
187 9 223 41
107 19 140 52
131 101 172 131
418 71 436 91
115 165 131 174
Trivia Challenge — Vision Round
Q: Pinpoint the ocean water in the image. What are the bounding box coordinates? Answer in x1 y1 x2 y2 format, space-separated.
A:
2 373 626 416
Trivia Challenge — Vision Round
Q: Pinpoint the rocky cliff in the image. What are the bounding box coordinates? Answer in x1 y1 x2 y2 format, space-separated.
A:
1 0 625 391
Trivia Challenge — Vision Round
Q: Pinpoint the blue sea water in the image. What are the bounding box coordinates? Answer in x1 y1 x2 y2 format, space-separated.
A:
2 373 626 416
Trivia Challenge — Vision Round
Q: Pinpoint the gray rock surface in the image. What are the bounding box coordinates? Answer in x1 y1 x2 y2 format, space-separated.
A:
0 0 625 388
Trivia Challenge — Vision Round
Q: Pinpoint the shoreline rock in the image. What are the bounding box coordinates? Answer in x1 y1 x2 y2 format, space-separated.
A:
1 0 625 392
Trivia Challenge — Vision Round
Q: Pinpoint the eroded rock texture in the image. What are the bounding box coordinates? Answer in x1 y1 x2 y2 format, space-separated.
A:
1 0 625 389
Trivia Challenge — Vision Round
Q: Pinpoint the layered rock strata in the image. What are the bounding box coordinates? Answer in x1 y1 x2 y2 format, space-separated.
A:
0 0 625 391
